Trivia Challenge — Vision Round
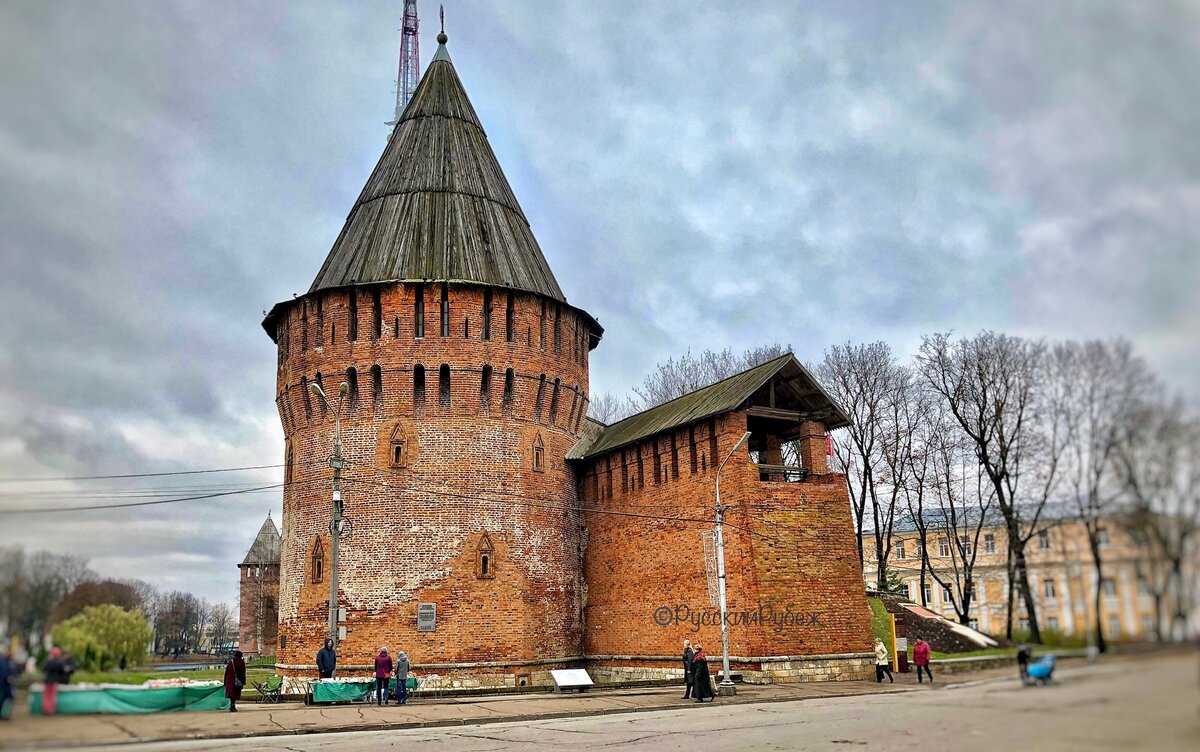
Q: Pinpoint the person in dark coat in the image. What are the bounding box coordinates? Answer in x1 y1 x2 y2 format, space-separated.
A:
1017 644 1032 685
394 650 410 705
691 644 714 702
0 648 16 721
682 639 694 699
223 650 246 713
316 639 336 679
374 647 393 706
42 647 69 715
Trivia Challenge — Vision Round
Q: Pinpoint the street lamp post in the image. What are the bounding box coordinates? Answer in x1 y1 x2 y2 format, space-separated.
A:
310 380 349 649
715 430 752 697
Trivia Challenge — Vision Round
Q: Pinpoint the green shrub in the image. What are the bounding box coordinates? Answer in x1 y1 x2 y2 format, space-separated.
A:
52 605 153 672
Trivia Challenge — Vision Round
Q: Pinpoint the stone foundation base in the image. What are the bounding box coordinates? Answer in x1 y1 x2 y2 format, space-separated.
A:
276 652 874 695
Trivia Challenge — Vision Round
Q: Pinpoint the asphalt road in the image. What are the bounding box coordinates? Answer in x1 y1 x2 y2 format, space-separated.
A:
68 653 1199 752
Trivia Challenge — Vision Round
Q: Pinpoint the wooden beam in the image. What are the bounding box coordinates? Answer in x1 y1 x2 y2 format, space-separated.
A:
746 406 803 422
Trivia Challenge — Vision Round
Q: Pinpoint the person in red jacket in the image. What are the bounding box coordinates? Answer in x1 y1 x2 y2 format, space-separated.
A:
374 647 393 706
913 637 933 684
223 650 246 712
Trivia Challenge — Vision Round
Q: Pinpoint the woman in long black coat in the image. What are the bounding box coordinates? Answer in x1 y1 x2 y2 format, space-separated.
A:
224 650 246 713
682 640 694 699
691 644 714 702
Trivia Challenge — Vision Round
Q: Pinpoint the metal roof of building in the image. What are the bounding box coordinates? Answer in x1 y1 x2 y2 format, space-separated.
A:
262 38 601 340
309 39 566 302
239 513 281 566
578 353 851 460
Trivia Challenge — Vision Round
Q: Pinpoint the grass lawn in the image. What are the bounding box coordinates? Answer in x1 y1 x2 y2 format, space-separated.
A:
867 596 892 644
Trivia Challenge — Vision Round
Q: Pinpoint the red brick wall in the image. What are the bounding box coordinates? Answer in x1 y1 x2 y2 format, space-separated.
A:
273 282 594 678
579 411 872 670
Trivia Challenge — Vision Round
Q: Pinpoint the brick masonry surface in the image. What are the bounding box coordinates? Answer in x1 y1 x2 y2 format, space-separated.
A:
269 281 872 686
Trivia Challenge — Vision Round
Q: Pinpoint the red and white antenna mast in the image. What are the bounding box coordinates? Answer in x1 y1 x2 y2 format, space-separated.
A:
387 0 420 127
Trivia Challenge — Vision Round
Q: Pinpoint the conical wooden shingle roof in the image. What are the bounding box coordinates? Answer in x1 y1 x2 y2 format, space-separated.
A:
240 513 281 566
307 39 566 302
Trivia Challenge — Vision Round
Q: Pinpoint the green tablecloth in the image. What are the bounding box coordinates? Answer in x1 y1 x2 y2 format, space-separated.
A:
29 684 228 715
311 680 375 703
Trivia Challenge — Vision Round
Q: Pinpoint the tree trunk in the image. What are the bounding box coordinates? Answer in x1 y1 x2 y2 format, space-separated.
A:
1012 544 1041 643
1088 537 1108 653
1005 549 1015 640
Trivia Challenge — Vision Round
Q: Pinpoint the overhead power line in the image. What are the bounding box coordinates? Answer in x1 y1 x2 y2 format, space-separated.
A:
0 463 287 484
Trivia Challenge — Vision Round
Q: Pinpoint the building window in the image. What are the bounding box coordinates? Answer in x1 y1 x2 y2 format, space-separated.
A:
414 285 425 338
505 292 515 342
984 533 996 554
347 289 358 341
1141 615 1154 637
371 365 383 417
922 583 932 604
480 365 492 409
1038 529 1050 550
636 444 645 489
346 367 359 411
413 364 426 412
310 538 324 584
896 541 906 560
1101 578 1117 597
1096 527 1109 547
539 300 546 350
942 584 953 602
534 374 546 422
553 306 561 354
482 290 492 340
1018 617 1030 631
389 426 407 468
477 533 495 579
372 287 382 339
1047 617 1059 632
1044 579 1056 599
1137 575 1150 595
938 538 949 557
969 618 979 631
440 285 450 337
1108 616 1120 638
502 368 515 414
532 434 545 472
959 536 972 556
548 378 561 425
439 364 451 409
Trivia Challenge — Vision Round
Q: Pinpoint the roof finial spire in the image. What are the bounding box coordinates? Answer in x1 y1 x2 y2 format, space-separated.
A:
437 4 447 45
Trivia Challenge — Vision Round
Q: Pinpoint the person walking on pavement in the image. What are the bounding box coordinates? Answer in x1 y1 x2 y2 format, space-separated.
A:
0 648 16 721
394 650 410 705
691 643 714 702
316 638 337 679
1017 644 1032 685
913 636 933 684
374 647 393 706
873 638 894 683
223 650 246 713
41 647 69 715
682 639 694 700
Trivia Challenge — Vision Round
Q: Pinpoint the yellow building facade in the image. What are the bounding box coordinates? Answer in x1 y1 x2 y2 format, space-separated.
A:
861 516 1161 641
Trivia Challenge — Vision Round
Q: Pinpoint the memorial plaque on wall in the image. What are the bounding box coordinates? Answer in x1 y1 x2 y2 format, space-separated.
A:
417 602 437 632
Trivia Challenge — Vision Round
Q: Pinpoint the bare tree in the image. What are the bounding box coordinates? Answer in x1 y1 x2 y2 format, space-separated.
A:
209 602 237 648
916 332 1066 642
587 391 638 424
0 547 94 643
1116 392 1200 640
1056 339 1151 652
627 345 791 411
817 342 897 577
920 410 996 625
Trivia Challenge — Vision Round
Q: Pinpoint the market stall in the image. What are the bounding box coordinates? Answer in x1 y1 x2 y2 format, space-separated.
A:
29 679 227 715
309 678 376 704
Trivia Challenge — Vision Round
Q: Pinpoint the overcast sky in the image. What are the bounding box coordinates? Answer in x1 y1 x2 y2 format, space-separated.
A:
1 0 1197 606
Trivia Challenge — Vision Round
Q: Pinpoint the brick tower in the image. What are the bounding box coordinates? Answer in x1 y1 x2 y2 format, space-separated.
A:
262 33 602 688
